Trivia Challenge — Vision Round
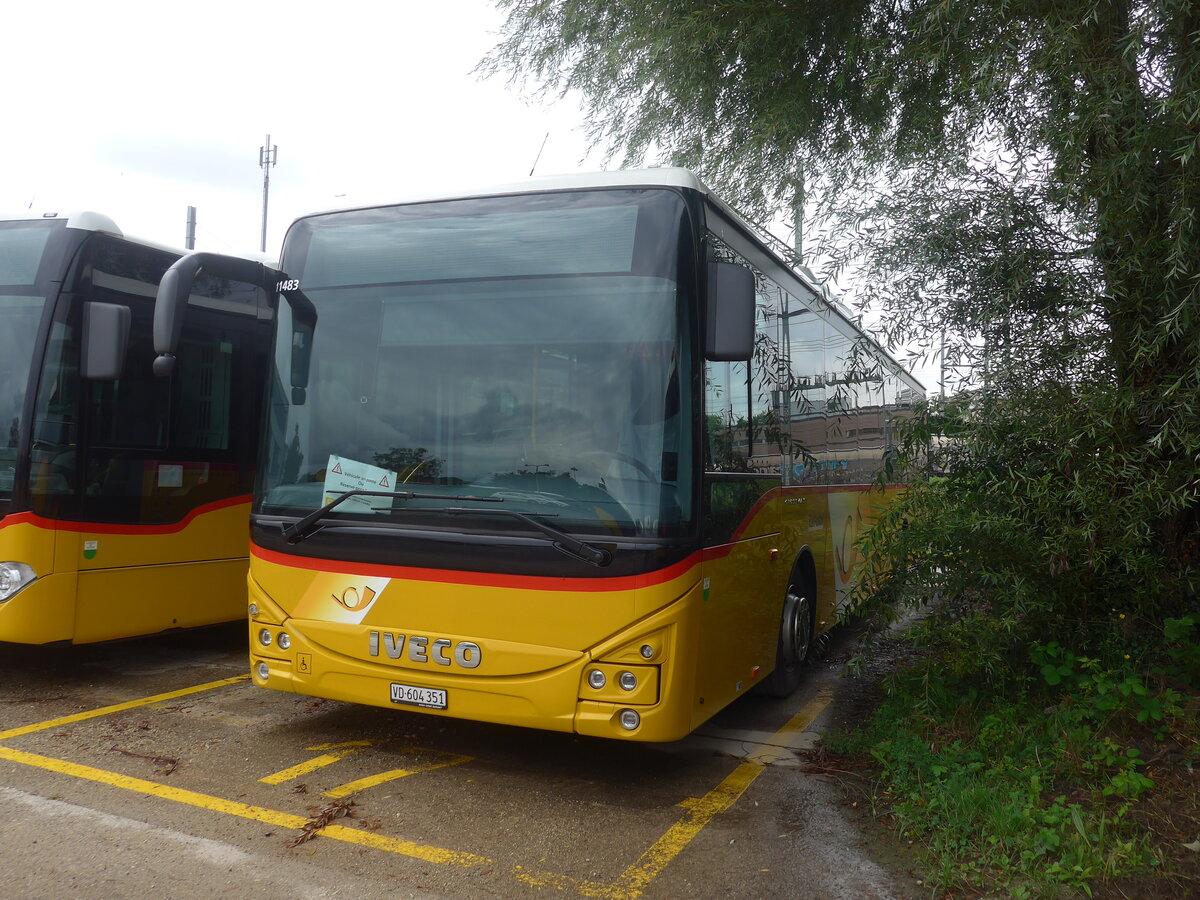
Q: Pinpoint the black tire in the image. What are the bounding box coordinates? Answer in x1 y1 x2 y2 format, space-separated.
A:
757 584 813 698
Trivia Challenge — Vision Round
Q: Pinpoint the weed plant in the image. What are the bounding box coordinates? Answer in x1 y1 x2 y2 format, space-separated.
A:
827 609 1199 898
827 386 1200 896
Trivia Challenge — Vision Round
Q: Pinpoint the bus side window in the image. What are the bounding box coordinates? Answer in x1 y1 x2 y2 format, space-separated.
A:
704 359 749 472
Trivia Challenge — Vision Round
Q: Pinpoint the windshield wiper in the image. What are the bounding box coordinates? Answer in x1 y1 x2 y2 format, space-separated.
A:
425 507 612 567
278 490 612 567
279 489 502 544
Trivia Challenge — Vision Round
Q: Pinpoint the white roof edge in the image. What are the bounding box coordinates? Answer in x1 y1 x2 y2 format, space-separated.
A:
64 210 125 237
297 167 714 221
0 209 270 261
295 166 826 301
0 210 125 238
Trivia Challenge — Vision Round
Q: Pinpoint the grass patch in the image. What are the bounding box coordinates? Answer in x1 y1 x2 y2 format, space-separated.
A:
823 616 1200 898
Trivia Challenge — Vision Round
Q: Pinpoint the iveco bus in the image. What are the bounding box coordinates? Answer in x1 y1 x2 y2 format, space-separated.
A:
0 212 270 643
154 169 923 739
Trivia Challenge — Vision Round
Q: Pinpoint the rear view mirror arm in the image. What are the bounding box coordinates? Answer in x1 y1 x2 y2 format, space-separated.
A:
152 252 283 377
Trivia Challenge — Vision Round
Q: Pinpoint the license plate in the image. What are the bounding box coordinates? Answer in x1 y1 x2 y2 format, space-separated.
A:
390 682 448 709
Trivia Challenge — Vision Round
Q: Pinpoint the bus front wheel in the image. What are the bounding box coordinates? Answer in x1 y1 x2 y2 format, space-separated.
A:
758 585 813 698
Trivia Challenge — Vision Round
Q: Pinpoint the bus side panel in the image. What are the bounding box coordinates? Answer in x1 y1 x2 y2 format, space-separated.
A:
72 496 251 570
70 499 252 643
0 517 76 644
785 489 837 636
801 494 840 633
695 534 786 720
826 485 897 619
694 488 785 722
74 557 248 644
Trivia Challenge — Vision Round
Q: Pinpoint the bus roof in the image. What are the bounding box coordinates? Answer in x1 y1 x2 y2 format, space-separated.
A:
294 168 925 393
0 210 274 264
299 167 711 219
0 210 187 256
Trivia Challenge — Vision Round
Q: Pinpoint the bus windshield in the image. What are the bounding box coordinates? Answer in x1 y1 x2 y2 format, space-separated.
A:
0 222 55 503
258 189 694 538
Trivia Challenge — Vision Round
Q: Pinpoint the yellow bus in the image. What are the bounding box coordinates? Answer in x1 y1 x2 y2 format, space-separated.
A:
154 169 923 740
0 211 271 644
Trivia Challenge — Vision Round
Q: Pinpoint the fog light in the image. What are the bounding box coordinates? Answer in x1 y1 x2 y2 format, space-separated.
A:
640 644 654 659
277 632 291 650
619 709 640 730
618 671 638 691
248 603 259 616
258 628 272 647
256 661 270 680
587 669 606 689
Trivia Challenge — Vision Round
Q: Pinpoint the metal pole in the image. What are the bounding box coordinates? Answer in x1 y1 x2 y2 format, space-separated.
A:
529 132 549 177
791 166 805 264
185 206 197 250
940 329 946 398
259 134 277 253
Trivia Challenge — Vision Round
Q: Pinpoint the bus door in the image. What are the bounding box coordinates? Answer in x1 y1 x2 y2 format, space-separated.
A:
47 243 269 642
696 352 784 716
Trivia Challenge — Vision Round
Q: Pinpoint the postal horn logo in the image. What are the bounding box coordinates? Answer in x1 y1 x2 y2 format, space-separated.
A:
333 585 376 612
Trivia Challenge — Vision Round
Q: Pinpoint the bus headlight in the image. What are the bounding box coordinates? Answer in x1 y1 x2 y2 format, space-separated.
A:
0 562 36 601
277 632 291 650
618 671 638 691
256 661 270 680
587 669 607 689
258 628 273 647
619 709 641 731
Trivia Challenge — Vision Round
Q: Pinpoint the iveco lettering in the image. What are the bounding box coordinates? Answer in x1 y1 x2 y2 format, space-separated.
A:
368 631 482 668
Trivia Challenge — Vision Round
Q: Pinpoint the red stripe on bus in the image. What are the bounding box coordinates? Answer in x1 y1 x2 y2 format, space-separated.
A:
250 543 704 593
0 495 252 536
725 486 783 543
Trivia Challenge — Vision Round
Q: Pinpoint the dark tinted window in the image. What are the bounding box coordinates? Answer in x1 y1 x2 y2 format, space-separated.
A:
29 235 269 524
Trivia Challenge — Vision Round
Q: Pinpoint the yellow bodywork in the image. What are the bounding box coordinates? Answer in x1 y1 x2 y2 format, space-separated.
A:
248 484 895 741
0 499 252 645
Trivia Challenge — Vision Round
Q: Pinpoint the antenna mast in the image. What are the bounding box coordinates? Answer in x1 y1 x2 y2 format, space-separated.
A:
259 134 278 252
529 132 549 177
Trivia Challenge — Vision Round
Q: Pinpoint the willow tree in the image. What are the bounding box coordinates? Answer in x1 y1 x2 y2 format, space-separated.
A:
485 1 1200 657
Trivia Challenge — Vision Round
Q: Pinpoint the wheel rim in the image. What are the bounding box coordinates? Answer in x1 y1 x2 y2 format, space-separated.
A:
782 589 812 666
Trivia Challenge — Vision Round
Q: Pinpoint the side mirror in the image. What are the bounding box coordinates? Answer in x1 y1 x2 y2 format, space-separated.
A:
153 252 280 377
153 252 317 405
705 261 754 361
81 302 131 380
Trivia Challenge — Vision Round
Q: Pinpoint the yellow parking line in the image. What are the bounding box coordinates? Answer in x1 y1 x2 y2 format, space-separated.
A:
516 689 833 899
0 675 249 742
747 689 832 765
259 741 373 785
323 751 473 798
608 690 832 898
0 744 489 868
0 675 832 897
0 680 490 867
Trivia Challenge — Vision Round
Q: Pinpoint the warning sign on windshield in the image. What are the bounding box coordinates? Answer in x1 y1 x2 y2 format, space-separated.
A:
323 454 398 514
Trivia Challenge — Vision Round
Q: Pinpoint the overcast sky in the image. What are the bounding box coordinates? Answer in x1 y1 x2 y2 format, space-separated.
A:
3 0 601 255
4 1 936 389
